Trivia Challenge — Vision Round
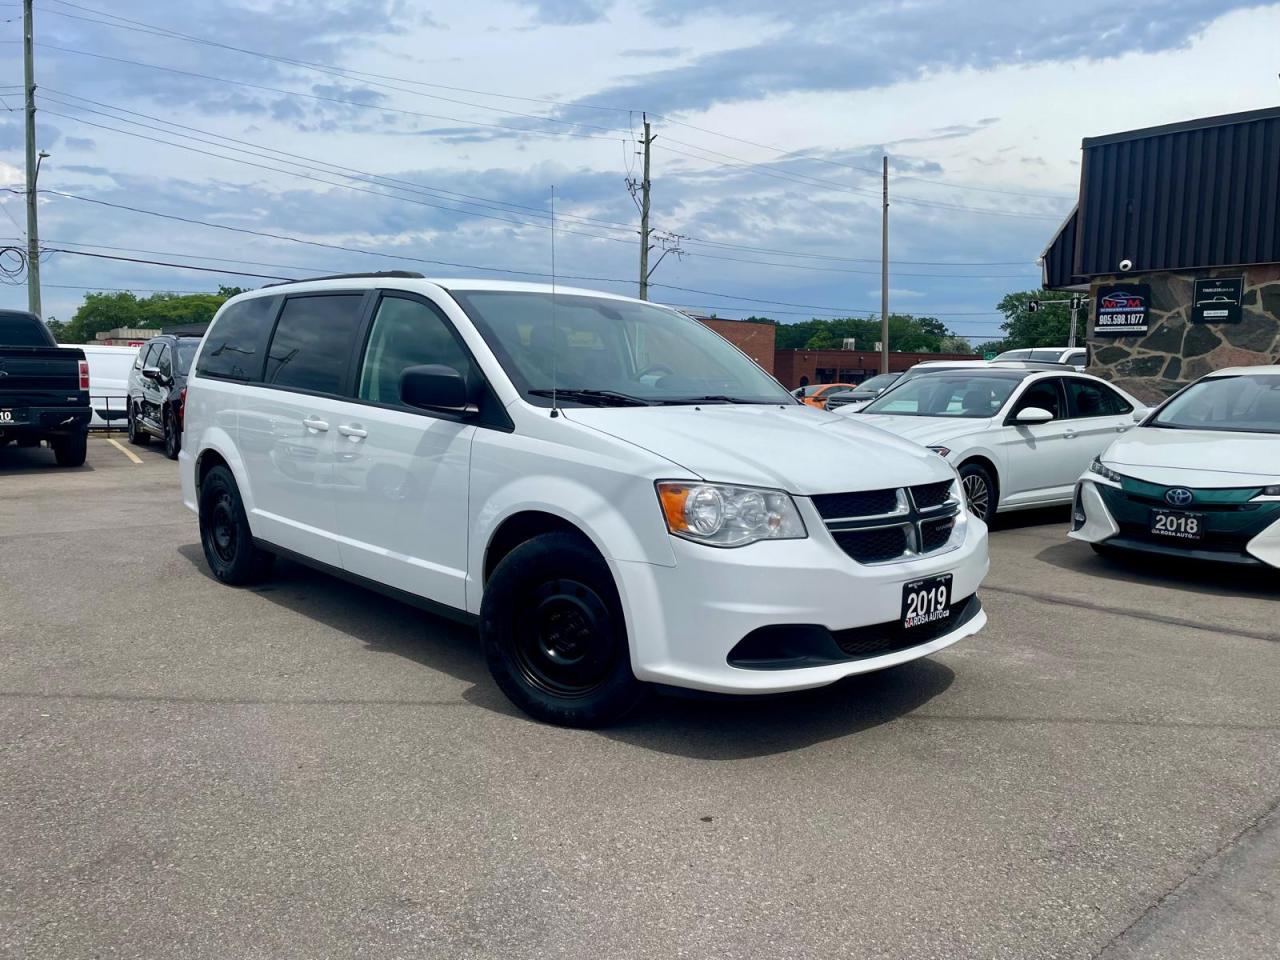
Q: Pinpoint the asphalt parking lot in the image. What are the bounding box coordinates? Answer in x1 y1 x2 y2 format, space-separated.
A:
2 437 1277 960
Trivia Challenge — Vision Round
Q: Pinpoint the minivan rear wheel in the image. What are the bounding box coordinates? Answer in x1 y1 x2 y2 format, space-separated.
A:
198 464 274 585
481 532 647 727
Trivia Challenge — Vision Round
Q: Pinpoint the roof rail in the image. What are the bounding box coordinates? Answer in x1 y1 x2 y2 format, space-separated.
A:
262 270 426 288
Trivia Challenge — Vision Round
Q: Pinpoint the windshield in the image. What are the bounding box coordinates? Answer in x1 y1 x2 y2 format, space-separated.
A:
452 291 793 406
176 339 200 375
863 372 1021 418
994 349 1031 361
1150 374 1280 434
857 373 899 392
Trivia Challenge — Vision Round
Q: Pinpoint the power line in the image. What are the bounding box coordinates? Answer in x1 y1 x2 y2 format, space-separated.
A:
41 247 295 280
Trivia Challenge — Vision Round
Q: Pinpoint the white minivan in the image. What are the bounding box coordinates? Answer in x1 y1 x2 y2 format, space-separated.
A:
181 274 989 726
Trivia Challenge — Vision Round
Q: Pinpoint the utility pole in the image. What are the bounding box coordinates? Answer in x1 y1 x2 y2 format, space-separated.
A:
23 0 41 318
635 115 654 300
879 155 889 376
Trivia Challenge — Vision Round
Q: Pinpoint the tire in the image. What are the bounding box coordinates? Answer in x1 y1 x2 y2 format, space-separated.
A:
52 430 88 467
958 461 997 522
163 408 181 460
127 404 150 446
481 531 647 728
198 464 275 585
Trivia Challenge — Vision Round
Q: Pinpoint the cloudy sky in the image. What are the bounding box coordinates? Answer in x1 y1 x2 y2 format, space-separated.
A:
0 0 1277 343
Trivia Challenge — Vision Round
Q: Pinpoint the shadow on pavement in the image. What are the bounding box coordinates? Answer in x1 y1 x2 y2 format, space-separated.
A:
0 443 96 475
988 505 1071 532
178 544 957 758
1036 538 1278 600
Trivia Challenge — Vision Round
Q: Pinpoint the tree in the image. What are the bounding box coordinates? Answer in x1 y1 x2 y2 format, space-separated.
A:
774 314 966 353
994 290 1073 349
938 335 975 355
54 288 244 343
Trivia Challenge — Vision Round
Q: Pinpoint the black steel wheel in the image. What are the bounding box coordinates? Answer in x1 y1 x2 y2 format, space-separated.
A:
163 408 181 460
482 531 647 727
959 461 996 522
198 464 274 585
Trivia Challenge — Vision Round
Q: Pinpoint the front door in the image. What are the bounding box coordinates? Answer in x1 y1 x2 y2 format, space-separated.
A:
330 293 476 611
998 377 1076 504
234 292 368 567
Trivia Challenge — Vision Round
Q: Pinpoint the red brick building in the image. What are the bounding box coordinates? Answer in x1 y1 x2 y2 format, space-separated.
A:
695 317 776 374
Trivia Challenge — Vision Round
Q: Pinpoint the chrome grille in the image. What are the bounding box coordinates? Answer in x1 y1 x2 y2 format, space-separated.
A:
817 480 962 564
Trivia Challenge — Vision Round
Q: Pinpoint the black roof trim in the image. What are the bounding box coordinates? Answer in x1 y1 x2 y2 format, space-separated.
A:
1082 105 1280 148
263 270 426 288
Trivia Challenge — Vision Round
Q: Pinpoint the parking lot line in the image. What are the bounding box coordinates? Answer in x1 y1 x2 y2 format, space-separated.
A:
105 437 144 464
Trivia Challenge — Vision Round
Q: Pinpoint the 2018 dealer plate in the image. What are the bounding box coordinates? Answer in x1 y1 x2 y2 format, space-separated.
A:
902 573 952 630
1150 509 1204 542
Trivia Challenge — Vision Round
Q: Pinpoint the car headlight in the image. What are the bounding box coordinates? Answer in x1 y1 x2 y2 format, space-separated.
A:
927 445 951 458
656 481 807 547
1251 485 1280 501
1088 456 1123 485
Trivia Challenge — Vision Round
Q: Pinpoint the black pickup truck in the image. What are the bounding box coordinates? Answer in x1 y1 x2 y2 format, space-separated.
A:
0 309 91 467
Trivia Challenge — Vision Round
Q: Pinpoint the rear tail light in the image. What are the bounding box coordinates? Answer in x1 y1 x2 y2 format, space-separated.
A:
78 360 90 390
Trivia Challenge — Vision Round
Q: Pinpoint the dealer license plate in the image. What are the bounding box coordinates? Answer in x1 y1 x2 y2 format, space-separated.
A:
0 408 26 425
1150 509 1204 542
902 574 953 631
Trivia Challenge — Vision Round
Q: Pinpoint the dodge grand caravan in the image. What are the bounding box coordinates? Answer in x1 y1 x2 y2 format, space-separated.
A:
181 273 989 726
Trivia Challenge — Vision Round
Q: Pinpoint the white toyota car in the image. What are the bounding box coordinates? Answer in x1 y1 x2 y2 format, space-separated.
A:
181 275 989 726
1070 366 1280 568
841 367 1146 521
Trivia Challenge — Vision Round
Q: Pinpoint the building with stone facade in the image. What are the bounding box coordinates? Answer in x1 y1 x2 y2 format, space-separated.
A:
1042 107 1280 404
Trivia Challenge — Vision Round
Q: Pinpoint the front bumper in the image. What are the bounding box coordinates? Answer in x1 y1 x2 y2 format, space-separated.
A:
612 507 989 694
1069 477 1280 568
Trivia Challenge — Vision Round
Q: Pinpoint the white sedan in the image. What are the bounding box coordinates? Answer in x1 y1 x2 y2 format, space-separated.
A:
839 368 1146 521
1070 366 1280 568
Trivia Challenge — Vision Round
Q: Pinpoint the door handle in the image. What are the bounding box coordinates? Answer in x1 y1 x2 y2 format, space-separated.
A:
1063 429 1077 439
337 424 368 440
302 417 329 432
1116 425 1130 433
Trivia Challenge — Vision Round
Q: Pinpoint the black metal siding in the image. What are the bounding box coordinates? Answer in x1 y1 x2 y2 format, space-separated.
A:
1076 108 1280 276
1041 207 1079 289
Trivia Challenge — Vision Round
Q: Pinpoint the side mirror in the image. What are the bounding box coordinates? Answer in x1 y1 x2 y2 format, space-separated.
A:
400 364 471 414
141 366 161 382
1013 406 1054 425
1132 409 1147 423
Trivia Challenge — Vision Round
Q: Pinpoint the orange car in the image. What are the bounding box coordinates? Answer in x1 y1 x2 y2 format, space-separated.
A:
794 383 856 409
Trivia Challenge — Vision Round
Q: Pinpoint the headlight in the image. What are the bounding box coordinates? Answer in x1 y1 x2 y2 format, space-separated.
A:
1251 484 1280 501
1088 457 1123 485
656 481 807 547
927 445 951 458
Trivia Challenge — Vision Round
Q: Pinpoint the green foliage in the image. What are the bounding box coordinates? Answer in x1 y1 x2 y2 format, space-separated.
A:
771 314 970 354
994 290 1074 349
52 287 247 344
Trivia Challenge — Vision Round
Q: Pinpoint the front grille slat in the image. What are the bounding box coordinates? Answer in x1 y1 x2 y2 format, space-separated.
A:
816 479 959 565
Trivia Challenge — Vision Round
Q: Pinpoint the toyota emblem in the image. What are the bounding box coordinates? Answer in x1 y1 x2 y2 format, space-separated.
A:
1165 488 1194 507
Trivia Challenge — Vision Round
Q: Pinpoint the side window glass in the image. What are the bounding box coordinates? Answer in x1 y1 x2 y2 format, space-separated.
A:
1099 383 1132 415
139 342 159 369
264 294 365 394
156 344 173 379
133 346 145 370
358 296 474 406
1014 379 1063 419
196 297 279 382
1064 379 1132 418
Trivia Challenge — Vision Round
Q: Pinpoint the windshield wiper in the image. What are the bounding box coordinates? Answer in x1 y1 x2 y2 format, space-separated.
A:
527 388 652 407
659 395 767 405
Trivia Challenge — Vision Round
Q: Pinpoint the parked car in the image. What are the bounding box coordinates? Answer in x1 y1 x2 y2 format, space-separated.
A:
127 334 202 459
182 275 990 727
80 343 140 429
0 309 91 466
841 367 1146 521
1070 366 1280 568
792 382 856 409
823 372 902 412
993 347 1088 371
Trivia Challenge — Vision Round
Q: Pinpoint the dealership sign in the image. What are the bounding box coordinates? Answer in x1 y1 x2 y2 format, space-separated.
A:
1094 284 1151 336
1191 277 1243 324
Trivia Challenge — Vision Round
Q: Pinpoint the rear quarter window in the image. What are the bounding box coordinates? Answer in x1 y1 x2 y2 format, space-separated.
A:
0 312 54 347
195 296 280 382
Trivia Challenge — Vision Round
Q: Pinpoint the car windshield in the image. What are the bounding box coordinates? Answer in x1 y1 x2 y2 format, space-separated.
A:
1028 348 1067 362
862 372 1022 418
1150 374 1280 434
857 373 899 392
452 290 793 406
994 349 1031 361
176 339 200 375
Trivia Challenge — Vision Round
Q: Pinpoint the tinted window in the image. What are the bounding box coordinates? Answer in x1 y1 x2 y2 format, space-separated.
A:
264 294 364 394
1012 379 1064 419
196 296 279 382
864 373 1020 418
0 312 54 346
1064 378 1131 418
175 339 200 375
156 344 173 378
358 296 473 406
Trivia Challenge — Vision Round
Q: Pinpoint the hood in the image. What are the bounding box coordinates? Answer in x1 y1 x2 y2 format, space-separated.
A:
852 413 994 447
562 403 952 495
1102 427 1280 487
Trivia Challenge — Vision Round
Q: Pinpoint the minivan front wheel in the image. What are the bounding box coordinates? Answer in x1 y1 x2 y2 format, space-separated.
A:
198 464 274 585
481 532 647 727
